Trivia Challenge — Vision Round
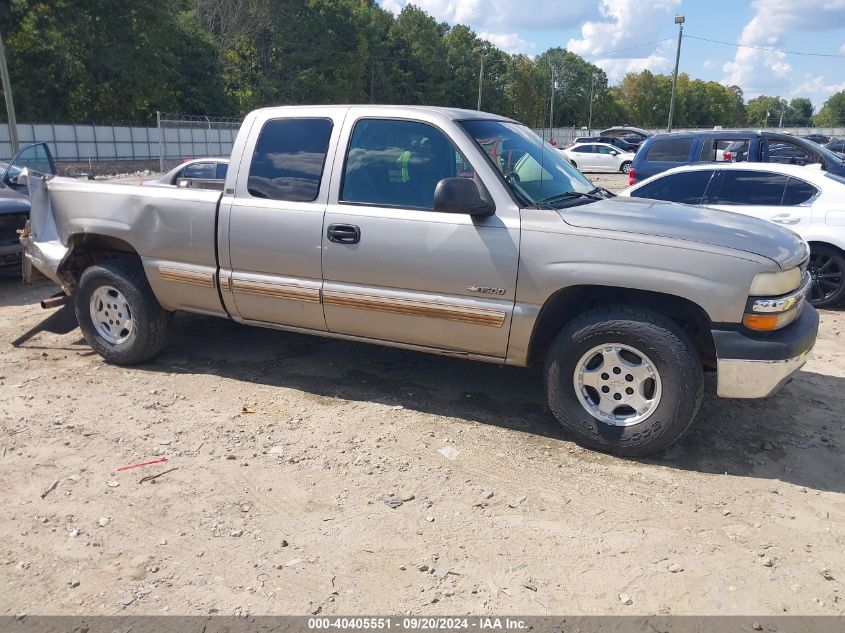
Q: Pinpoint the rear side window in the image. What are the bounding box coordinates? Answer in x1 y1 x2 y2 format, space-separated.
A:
645 138 693 162
699 138 750 162
781 177 818 205
630 171 714 205
576 145 596 153
715 171 788 205
341 118 473 210
247 118 333 201
215 163 229 179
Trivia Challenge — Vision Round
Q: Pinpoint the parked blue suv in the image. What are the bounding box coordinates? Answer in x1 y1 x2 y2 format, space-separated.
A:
630 130 845 185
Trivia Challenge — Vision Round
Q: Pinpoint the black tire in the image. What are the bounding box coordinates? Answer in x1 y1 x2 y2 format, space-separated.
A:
620 161 633 174
544 306 703 457
75 258 170 365
808 244 845 308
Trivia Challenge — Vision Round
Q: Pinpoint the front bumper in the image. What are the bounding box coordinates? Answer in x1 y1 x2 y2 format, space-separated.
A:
713 305 819 398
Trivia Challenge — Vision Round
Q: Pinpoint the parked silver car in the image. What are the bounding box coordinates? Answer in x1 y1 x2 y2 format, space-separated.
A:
143 158 229 189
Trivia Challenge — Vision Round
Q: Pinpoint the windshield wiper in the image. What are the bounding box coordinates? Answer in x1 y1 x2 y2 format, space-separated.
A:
588 186 616 198
539 190 603 205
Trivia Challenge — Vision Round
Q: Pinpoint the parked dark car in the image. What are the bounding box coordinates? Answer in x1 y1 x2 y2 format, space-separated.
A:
0 142 57 271
825 139 845 155
630 131 845 184
802 134 830 145
574 136 639 152
599 126 652 148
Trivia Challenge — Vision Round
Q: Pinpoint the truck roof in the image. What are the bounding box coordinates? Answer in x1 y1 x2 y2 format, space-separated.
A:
249 104 518 124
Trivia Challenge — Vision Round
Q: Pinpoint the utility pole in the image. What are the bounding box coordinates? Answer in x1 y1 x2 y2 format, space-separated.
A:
778 107 785 128
549 67 556 143
667 14 685 133
0 29 19 154
588 73 596 134
477 53 484 110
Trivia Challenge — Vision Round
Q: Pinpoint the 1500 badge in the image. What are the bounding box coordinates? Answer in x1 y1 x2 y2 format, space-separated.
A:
467 286 506 295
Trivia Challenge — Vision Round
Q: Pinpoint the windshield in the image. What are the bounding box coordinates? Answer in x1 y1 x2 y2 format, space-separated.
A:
459 120 594 205
801 138 845 166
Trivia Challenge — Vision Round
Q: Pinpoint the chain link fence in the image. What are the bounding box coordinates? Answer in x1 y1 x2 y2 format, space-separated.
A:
156 112 242 171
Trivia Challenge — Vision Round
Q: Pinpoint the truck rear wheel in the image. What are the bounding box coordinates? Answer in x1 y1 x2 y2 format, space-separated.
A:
75 258 170 365
544 306 703 457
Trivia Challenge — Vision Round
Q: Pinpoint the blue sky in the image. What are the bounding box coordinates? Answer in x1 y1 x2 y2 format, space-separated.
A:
379 0 845 108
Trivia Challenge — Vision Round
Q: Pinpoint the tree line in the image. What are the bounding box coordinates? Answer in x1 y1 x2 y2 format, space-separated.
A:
1 0 843 129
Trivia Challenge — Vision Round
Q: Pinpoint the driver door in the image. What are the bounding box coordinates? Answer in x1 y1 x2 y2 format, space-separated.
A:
3 142 56 191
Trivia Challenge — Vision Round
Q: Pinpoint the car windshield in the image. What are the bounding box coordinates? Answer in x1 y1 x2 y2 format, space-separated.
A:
459 119 594 206
801 138 845 166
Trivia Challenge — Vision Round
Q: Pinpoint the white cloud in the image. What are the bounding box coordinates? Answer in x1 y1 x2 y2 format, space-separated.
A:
565 0 681 81
702 58 715 70
478 32 530 54
379 0 594 31
792 74 845 106
722 0 845 101
841 42 845 54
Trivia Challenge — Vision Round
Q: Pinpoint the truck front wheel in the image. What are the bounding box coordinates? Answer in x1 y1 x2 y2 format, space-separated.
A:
75 259 170 365
544 306 703 457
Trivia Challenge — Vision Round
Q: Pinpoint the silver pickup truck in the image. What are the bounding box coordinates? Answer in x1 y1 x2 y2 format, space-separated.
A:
21 105 818 456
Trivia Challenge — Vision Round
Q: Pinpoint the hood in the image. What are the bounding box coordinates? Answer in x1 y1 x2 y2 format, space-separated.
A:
0 185 30 215
562 196 808 270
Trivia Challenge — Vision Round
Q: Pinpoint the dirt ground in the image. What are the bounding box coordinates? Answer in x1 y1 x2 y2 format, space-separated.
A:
1 169 843 617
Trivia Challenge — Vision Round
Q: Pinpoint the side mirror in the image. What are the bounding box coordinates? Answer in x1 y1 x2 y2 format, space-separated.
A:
433 178 494 216
611 150 619 156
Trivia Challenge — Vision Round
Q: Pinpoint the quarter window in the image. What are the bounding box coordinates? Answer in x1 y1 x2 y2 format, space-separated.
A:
247 118 333 201
781 177 818 205
646 138 693 162
214 162 229 179
341 119 473 210
630 171 714 205
715 171 788 205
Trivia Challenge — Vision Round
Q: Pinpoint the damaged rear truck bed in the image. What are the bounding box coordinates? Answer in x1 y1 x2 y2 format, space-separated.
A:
20 105 818 456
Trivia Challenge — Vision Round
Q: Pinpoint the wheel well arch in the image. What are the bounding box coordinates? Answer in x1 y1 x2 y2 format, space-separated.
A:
58 233 142 288
807 240 845 255
526 285 716 368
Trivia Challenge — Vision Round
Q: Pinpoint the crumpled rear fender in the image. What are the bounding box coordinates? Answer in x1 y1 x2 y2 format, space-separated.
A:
19 171 70 288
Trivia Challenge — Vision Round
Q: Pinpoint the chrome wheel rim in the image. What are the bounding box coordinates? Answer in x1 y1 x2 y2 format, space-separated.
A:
89 285 134 345
573 343 662 426
808 252 843 304
621 163 632 173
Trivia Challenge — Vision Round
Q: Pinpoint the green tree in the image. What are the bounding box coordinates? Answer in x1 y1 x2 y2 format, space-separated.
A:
1 0 231 123
746 95 787 127
812 91 845 127
788 97 813 126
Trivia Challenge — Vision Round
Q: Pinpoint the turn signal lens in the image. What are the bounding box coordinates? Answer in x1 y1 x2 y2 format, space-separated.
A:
743 306 800 331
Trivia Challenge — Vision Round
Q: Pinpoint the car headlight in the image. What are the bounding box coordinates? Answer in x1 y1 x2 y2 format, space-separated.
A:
749 267 802 296
743 270 811 332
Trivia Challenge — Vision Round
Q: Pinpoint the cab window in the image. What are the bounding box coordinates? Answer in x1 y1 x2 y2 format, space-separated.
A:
341 119 474 210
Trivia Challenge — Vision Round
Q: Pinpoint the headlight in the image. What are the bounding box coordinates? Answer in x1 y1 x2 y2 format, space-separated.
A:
743 271 811 332
749 267 802 296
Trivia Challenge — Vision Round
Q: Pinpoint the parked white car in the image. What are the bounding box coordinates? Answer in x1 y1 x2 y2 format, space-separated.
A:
560 142 635 174
619 162 845 307
143 158 229 189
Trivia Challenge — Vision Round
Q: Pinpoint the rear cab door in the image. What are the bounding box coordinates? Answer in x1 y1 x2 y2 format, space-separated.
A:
319 108 520 359
705 169 796 226
218 107 347 330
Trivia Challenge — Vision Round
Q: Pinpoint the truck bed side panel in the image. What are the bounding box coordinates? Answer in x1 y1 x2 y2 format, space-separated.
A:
30 177 225 315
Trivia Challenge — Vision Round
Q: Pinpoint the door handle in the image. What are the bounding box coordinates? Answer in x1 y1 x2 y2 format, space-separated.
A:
771 214 800 225
327 223 361 244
